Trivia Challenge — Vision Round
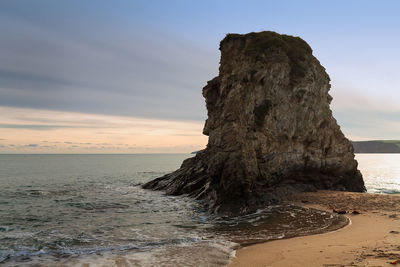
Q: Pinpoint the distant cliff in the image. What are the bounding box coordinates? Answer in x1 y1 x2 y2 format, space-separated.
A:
352 141 400 153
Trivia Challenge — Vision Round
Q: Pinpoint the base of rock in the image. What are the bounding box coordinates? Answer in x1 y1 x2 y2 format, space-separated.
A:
143 149 364 214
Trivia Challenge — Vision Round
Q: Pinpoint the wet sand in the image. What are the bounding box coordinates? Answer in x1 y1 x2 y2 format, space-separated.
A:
230 190 400 267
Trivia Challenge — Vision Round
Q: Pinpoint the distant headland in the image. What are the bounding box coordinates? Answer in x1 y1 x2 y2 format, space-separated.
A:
352 140 400 153
192 141 400 154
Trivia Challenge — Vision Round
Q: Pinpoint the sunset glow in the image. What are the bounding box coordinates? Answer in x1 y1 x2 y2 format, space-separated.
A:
0 106 207 153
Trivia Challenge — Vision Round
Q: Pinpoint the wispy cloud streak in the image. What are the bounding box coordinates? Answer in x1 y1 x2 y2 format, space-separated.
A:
0 106 207 153
0 7 217 120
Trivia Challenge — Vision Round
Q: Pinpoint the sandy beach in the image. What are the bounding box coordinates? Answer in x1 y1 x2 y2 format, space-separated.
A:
230 191 400 267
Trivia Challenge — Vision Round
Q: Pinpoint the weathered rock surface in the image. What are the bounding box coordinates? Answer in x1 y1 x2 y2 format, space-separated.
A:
143 31 365 214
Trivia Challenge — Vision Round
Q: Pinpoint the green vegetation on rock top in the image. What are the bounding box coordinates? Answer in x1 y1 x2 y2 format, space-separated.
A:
223 31 311 56
379 140 400 148
221 31 313 80
379 140 400 144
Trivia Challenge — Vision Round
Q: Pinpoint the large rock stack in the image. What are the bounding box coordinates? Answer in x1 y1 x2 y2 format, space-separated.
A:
143 31 365 214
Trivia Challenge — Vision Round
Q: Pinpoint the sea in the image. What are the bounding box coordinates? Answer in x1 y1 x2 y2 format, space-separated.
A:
0 153 398 266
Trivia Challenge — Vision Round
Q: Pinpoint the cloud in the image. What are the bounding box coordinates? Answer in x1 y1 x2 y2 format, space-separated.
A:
1 1 398 150
41 145 56 148
0 8 216 121
331 88 400 140
0 106 207 153
25 144 38 147
331 88 400 114
0 123 78 130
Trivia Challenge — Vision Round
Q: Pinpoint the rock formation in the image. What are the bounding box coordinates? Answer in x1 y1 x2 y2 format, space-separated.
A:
143 31 365 214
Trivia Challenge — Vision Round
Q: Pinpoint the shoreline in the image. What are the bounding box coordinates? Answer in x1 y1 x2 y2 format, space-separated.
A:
229 190 400 267
233 205 350 248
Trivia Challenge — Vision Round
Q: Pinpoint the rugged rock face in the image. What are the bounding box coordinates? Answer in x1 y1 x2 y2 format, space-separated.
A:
143 31 365 214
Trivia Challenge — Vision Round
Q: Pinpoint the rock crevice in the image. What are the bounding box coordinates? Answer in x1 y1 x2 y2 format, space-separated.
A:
143 31 365 214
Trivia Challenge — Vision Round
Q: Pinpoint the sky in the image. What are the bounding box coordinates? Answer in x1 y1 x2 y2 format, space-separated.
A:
0 0 399 153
